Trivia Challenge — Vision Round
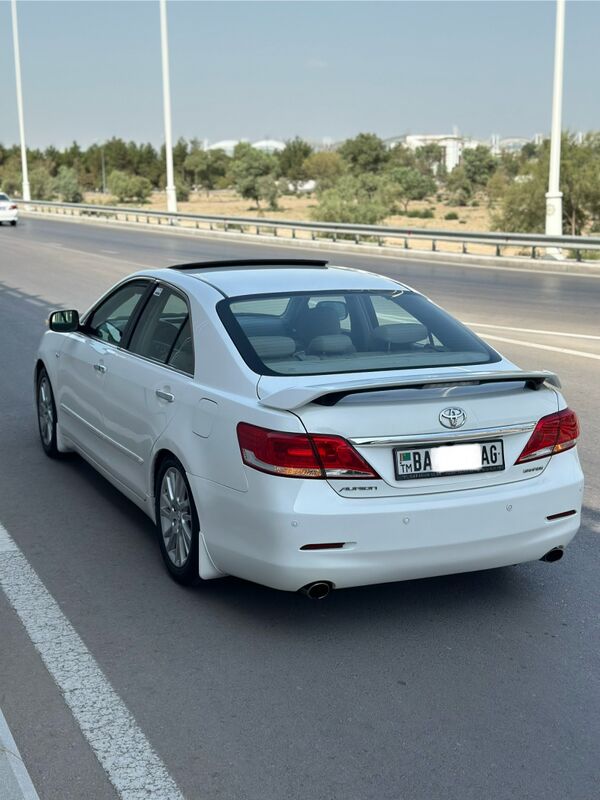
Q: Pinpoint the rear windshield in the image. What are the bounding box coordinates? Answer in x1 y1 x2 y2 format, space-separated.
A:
218 290 500 376
0 194 9 202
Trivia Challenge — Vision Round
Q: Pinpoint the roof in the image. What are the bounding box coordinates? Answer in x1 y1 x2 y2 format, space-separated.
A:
158 261 408 298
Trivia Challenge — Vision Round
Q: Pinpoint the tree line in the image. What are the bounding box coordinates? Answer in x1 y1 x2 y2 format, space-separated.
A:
1 132 599 234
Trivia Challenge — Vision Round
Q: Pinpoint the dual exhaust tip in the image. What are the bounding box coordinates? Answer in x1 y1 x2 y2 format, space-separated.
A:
300 549 565 598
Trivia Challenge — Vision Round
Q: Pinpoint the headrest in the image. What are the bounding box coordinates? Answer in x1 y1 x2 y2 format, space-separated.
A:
372 323 428 345
250 336 296 359
307 334 356 355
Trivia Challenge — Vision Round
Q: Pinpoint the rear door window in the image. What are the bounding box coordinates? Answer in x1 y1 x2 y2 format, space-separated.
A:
128 286 194 374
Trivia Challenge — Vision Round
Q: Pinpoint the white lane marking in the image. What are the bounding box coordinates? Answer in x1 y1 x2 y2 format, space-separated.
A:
100 249 119 255
0 706 41 800
478 333 600 361
0 522 185 800
466 322 600 341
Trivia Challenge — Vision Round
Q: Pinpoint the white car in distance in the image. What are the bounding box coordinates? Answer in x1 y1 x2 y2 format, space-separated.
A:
35 259 584 598
0 193 18 226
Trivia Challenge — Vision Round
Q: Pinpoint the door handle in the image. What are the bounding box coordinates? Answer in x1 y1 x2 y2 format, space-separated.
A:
94 363 107 373
155 389 175 403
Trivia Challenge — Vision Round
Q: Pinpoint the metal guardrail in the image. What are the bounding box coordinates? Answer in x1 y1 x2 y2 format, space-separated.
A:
18 199 600 262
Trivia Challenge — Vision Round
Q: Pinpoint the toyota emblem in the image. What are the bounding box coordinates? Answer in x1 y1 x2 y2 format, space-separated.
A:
439 407 467 429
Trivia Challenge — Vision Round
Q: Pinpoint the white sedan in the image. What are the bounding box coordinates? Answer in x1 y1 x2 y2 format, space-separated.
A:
35 259 584 597
0 193 18 225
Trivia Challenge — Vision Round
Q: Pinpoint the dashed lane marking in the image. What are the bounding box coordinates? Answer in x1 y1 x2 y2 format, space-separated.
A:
475 333 600 361
0 522 185 800
465 322 600 341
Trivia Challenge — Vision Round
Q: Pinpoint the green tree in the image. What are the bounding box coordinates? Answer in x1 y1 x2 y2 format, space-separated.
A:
312 174 390 225
230 142 278 208
493 135 600 235
303 151 345 190
278 137 313 192
446 164 472 206
462 145 497 190
338 133 389 174
384 167 436 213
414 143 445 177
183 148 230 195
28 166 54 200
53 166 83 202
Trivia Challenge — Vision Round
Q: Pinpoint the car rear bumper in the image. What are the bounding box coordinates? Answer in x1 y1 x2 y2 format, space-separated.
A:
0 209 18 221
191 449 584 591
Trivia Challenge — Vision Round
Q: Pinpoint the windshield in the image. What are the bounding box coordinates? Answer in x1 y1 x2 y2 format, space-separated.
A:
0 194 9 202
218 290 500 376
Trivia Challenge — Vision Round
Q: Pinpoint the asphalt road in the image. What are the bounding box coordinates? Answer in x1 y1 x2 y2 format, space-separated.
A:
0 216 598 800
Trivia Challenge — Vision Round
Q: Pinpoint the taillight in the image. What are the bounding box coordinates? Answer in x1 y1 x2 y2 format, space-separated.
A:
237 422 379 479
515 408 579 464
9 204 17 210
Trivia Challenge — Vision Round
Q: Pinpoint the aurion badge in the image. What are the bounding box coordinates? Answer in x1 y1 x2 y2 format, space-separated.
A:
439 407 467 429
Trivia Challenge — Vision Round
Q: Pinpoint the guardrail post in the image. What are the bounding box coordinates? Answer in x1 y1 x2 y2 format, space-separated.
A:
378 237 383 247
256 225 260 235
311 231 316 241
462 242 467 254
224 222 228 232
404 238 409 249
531 246 537 259
575 249 582 262
432 239 436 252
273 227 278 237
496 245 501 257
292 228 296 239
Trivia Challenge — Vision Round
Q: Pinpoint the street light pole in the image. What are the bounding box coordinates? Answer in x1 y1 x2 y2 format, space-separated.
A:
101 147 107 195
159 0 177 213
545 0 565 240
10 0 30 202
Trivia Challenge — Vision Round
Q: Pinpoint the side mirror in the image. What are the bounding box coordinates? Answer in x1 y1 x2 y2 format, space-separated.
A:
48 309 80 332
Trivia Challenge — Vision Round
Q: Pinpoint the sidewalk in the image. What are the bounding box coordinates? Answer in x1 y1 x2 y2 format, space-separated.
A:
0 707 40 800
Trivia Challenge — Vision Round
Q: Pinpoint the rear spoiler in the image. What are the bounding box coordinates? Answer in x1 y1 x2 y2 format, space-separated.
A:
258 370 561 411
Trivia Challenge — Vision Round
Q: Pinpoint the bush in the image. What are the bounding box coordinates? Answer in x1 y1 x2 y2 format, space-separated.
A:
405 208 434 219
444 211 459 220
107 171 152 203
311 174 390 225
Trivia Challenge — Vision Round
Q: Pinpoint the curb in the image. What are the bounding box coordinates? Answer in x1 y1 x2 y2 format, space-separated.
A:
20 210 600 279
0 707 40 800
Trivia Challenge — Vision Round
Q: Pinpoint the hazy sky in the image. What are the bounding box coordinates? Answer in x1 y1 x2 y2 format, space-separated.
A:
1 0 599 149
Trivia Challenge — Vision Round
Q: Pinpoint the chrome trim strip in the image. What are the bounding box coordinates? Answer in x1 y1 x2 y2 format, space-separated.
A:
60 404 144 464
349 422 536 447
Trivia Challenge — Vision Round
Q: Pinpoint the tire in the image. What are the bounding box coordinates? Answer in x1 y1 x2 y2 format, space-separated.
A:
155 457 200 585
36 368 60 458
10 220 17 226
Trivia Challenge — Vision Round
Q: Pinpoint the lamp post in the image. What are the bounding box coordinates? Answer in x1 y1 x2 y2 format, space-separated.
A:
545 0 565 244
159 0 177 213
10 0 30 202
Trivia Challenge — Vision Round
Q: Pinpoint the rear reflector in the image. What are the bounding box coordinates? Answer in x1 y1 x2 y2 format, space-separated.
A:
237 422 379 479
300 543 345 550
546 510 577 521
515 408 579 464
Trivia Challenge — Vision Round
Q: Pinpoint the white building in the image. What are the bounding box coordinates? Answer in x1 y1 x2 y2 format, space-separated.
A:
252 139 286 154
400 134 481 172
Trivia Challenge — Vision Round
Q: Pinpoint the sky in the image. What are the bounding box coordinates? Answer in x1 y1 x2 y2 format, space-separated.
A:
1 0 599 150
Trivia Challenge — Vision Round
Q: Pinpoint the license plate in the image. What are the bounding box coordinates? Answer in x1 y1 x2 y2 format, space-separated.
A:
393 440 505 480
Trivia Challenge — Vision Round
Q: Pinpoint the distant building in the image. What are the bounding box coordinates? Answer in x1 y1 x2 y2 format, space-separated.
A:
206 140 242 156
397 134 480 172
252 139 286 154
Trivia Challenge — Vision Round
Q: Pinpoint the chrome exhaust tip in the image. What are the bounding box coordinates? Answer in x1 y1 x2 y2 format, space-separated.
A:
300 581 332 600
540 547 564 563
